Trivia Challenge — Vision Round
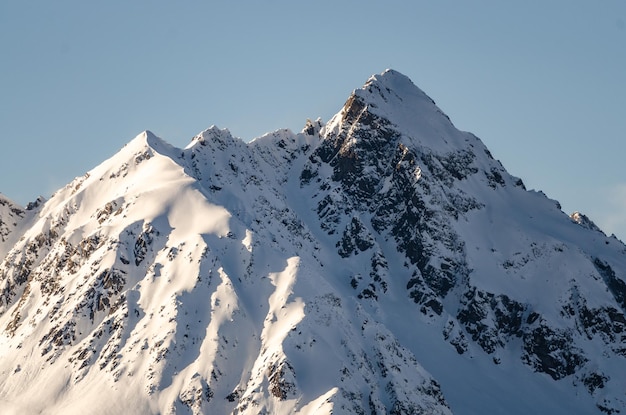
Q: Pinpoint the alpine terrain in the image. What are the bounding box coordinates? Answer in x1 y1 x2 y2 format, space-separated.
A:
1 70 625 415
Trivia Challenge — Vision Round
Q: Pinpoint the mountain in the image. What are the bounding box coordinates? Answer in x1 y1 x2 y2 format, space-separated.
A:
1 69 625 414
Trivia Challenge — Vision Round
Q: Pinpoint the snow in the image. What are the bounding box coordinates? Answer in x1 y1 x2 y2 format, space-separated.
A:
0 70 625 414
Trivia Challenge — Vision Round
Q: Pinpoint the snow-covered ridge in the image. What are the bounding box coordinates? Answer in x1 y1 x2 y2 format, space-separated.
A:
0 70 625 415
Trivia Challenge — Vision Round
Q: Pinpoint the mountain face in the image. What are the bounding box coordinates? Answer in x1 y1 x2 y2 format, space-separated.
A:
1 70 626 415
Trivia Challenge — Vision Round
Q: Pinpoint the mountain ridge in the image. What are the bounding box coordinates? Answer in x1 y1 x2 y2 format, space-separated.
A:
1 70 625 414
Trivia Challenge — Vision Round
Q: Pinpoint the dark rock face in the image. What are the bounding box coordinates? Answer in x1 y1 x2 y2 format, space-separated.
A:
457 289 525 354
134 223 157 266
522 322 587 380
303 91 480 318
267 361 297 401
337 217 375 258
0 198 24 244
561 282 626 357
594 258 626 310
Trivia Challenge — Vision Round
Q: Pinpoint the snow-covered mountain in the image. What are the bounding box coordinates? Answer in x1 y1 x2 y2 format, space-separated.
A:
1 69 625 414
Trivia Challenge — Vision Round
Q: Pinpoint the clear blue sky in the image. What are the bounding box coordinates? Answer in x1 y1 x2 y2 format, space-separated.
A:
2 1 626 239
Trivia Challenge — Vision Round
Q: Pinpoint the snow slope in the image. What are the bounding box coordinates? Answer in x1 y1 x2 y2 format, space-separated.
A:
1 70 625 414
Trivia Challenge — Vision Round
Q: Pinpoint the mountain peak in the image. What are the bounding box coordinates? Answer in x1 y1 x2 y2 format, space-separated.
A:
323 69 465 155
185 125 238 150
363 68 422 96
2 70 626 415
139 130 177 157
358 68 435 108
121 130 169 154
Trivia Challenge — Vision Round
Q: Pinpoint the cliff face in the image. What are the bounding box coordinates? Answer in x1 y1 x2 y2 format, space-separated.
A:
0 70 625 414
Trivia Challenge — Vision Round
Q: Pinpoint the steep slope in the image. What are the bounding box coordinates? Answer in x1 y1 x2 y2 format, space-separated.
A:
0 194 38 259
0 195 22 259
0 127 450 414
298 70 626 414
0 70 625 414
